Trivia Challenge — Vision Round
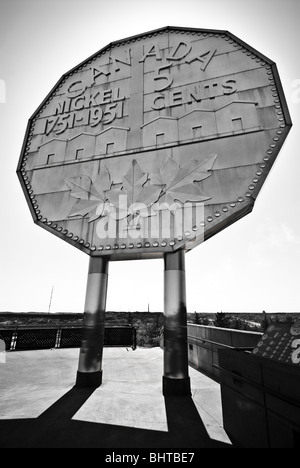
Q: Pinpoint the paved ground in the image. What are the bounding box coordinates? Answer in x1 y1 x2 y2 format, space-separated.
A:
0 348 232 448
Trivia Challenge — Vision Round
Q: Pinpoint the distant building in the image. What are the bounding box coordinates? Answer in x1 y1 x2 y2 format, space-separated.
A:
95 126 130 155
141 117 178 147
37 139 67 165
38 101 261 164
37 126 130 165
66 133 96 161
216 101 261 135
142 101 261 148
179 110 217 140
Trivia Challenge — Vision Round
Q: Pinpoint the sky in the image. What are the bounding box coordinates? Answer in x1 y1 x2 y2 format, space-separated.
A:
0 0 299 314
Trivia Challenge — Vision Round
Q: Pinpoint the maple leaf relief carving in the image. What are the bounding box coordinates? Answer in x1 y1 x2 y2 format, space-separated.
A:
105 160 163 221
65 167 111 223
66 155 217 223
150 154 217 212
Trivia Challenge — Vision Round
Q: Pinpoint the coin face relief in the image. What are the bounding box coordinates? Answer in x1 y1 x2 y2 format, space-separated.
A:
17 27 292 259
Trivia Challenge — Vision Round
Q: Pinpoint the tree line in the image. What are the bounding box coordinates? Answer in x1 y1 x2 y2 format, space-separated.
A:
190 311 296 333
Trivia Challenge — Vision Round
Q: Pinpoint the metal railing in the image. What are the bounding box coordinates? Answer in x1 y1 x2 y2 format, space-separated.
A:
187 324 262 381
0 326 137 351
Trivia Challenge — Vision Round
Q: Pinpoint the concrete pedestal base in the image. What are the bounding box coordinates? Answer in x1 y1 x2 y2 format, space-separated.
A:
75 370 103 388
163 376 191 396
76 257 109 388
163 251 190 397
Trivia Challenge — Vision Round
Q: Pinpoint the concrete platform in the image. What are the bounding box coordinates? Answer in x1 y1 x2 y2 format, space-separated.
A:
0 348 232 448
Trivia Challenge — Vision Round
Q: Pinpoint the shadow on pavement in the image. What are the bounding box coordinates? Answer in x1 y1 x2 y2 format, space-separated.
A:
0 387 232 448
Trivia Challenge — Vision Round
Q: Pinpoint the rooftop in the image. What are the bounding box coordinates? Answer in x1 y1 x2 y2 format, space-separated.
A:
0 347 231 448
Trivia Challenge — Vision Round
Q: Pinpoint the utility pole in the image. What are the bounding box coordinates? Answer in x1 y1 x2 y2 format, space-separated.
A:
48 286 54 314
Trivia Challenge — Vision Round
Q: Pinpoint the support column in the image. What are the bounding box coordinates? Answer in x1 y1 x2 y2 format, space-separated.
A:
163 250 191 396
76 256 109 388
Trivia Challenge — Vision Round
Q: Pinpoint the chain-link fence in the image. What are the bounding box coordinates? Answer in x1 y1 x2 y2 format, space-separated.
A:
0 326 136 351
104 327 136 347
0 330 14 351
60 328 82 348
15 329 58 351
